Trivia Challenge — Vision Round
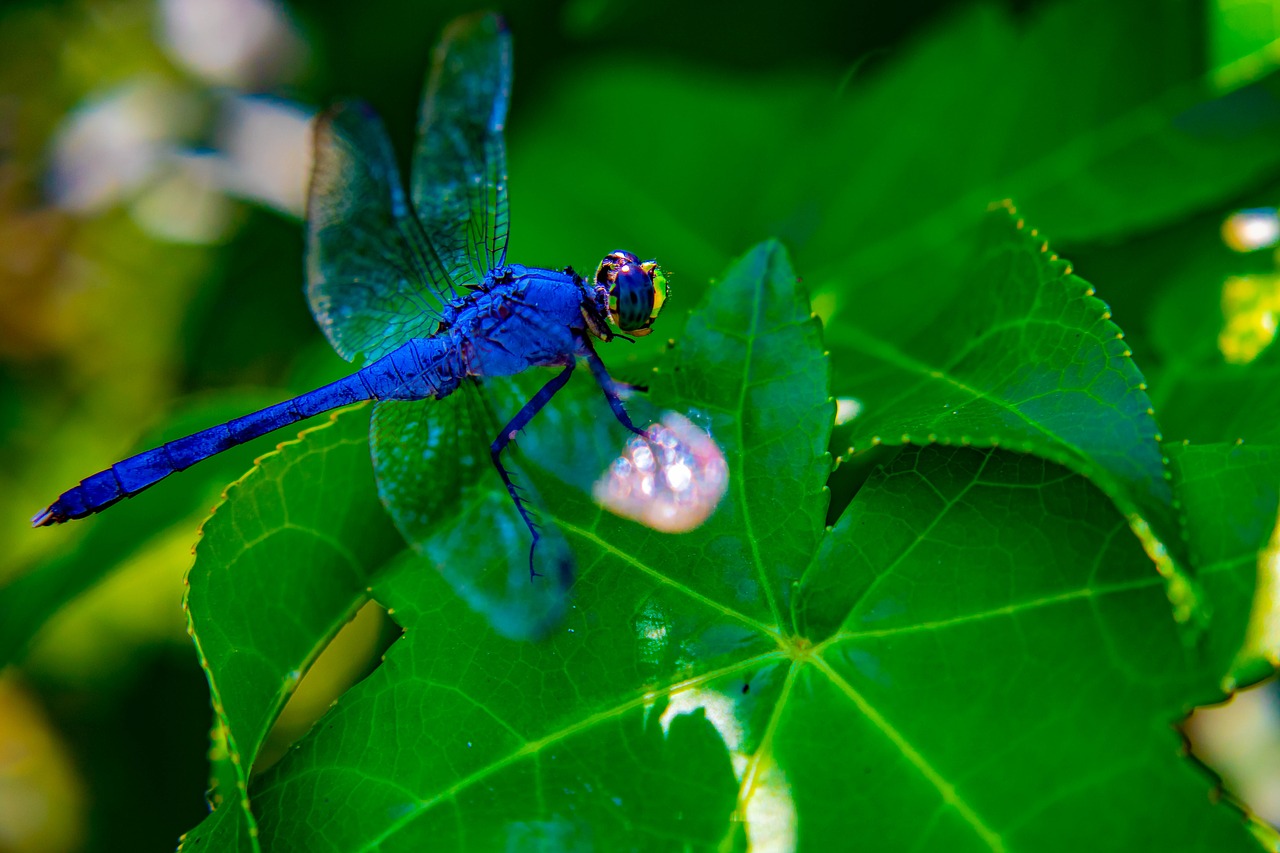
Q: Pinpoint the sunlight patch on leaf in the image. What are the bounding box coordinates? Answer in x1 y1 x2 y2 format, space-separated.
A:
1245 517 1280 671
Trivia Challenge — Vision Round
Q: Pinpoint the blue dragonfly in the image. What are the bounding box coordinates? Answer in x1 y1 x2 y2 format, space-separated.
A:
32 12 669 579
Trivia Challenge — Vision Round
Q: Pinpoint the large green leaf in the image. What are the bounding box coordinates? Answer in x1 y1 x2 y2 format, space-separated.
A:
180 406 403 850
181 242 1255 850
1209 0 1280 90
787 445 1246 850
832 205 1195 619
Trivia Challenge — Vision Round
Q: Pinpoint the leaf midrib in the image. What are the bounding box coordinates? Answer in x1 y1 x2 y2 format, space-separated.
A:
286 652 790 853
733 251 786 631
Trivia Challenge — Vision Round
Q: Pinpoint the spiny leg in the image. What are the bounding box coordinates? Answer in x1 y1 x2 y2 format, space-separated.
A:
491 363 575 580
584 346 647 438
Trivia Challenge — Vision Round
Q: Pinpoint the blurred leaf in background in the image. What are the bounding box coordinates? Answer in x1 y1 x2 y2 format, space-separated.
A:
0 0 328 847
1211 0 1280 91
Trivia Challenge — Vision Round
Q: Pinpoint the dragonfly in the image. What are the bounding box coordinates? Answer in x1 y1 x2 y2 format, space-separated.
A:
32 12 670 579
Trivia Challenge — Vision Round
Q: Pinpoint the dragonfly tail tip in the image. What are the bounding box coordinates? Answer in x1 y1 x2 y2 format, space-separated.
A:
31 506 60 527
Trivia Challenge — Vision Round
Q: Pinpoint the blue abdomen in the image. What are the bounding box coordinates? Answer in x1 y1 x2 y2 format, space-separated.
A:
33 337 463 526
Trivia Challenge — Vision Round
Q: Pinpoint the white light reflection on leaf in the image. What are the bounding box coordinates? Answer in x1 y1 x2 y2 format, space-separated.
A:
834 396 862 425
634 599 670 669
593 412 729 533
655 686 797 853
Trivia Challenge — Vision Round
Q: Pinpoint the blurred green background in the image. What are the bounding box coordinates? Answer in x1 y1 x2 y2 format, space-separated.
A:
6 0 1280 850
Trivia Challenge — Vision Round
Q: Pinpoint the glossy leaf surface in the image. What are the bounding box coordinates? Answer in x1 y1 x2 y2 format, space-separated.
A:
832 206 1193 618
181 243 1258 851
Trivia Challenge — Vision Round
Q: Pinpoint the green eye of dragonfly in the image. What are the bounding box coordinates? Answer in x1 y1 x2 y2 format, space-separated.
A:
595 250 669 336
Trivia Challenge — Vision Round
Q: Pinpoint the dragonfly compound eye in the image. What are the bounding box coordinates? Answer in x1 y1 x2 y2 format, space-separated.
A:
595 250 669 336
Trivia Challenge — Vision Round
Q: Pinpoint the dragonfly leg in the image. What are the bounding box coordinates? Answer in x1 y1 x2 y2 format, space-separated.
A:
491 363 575 580
584 347 647 438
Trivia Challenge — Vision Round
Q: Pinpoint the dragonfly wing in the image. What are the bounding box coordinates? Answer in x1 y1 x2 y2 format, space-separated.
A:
371 393 490 541
411 12 511 284
307 100 457 363
371 381 571 640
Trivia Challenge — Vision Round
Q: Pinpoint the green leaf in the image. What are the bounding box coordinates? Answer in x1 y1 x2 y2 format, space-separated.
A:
648 240 834 630
788 446 1248 850
1135 213 1245 378
183 242 1252 850
1209 0 1280 90
807 0 1280 290
1160 343 1280 445
517 0 1280 309
1170 442 1280 687
1123 192 1280 446
180 405 403 851
832 205 1192 618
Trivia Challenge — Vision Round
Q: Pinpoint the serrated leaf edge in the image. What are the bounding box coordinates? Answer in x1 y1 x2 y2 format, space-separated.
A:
178 402 373 852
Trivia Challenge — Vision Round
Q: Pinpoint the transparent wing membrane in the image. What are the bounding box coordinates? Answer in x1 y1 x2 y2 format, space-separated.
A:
371 393 491 545
411 12 512 284
306 101 457 363
317 14 594 615
372 380 571 638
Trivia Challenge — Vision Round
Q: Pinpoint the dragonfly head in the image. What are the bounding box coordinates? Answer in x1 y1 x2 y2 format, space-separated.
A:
592 250 668 338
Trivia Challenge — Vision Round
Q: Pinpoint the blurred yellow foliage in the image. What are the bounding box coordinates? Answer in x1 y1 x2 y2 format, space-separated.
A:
24 522 195 682
0 169 74 360
1219 273 1280 363
0 675 86 853
255 600 389 773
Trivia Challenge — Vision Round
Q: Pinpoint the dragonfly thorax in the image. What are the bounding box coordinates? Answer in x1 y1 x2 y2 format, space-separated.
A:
440 265 591 379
